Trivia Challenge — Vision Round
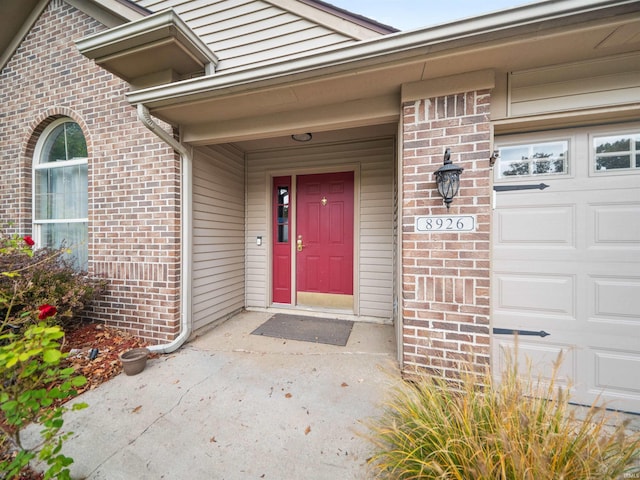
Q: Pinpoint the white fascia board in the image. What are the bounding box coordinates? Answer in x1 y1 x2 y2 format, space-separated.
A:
76 8 219 68
126 0 638 107
89 0 149 21
1 0 48 71
265 0 393 38
67 0 148 25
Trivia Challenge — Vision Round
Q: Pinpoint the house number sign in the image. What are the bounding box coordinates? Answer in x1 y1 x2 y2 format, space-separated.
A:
415 215 476 232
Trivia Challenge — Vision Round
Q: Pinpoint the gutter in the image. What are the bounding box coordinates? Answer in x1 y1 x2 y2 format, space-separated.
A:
136 104 192 354
126 0 639 108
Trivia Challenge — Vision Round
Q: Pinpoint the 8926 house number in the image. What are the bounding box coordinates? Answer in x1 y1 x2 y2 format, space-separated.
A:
415 215 476 232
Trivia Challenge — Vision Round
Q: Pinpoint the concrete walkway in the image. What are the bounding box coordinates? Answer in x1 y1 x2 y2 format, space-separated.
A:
27 311 401 479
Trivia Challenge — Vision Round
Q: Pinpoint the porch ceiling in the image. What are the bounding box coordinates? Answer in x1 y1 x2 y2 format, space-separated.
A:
132 3 640 146
230 122 398 152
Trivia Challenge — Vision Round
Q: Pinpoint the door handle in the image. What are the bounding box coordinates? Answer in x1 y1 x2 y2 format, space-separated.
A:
297 235 305 252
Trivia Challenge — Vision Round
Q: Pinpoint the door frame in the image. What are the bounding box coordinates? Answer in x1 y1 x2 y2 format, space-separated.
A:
267 164 361 313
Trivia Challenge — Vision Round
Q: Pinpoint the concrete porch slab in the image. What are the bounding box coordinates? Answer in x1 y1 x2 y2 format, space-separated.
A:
25 310 401 479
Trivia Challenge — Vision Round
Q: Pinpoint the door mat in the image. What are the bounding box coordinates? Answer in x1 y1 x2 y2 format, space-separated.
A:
251 314 354 346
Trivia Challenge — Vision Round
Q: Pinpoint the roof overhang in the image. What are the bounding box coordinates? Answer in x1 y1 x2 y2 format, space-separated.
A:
78 0 640 145
76 9 219 88
1 0 146 71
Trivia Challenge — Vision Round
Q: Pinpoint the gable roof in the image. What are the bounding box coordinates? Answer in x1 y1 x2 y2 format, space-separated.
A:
130 0 396 72
75 0 400 88
2 0 394 78
117 0 639 146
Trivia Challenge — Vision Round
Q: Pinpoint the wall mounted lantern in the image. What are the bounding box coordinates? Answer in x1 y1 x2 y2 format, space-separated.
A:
434 148 464 210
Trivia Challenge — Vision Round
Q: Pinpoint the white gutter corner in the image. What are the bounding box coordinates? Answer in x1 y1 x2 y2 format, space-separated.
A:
136 104 192 354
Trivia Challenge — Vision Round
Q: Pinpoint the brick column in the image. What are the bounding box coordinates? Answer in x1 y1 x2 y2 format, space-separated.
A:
401 90 492 379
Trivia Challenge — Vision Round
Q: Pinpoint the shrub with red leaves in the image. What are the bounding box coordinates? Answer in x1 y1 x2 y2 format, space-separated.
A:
0 229 106 332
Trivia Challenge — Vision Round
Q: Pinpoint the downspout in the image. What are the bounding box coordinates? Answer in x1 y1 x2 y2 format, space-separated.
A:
137 103 192 353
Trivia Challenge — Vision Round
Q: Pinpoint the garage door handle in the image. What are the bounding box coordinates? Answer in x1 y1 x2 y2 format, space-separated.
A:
493 328 550 337
493 183 549 192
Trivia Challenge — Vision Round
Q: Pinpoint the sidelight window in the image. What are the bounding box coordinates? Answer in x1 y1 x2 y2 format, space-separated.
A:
276 186 289 243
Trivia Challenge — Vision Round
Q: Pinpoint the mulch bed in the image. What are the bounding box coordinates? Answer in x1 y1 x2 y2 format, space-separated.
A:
62 322 153 394
1 322 152 479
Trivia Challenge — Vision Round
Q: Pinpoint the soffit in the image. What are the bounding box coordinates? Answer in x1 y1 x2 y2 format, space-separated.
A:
231 122 398 152
0 0 146 71
0 0 41 55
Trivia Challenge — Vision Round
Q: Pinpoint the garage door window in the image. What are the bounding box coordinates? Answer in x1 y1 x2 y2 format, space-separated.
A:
594 132 640 172
497 140 568 178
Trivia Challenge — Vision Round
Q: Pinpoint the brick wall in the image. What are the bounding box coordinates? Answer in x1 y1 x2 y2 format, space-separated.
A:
0 0 181 344
401 90 492 379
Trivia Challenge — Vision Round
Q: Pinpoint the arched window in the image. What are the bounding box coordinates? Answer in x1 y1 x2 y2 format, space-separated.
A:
33 118 88 269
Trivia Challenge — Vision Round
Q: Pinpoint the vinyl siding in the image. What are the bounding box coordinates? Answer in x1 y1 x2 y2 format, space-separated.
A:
245 138 395 321
134 0 359 72
192 144 245 332
509 53 640 117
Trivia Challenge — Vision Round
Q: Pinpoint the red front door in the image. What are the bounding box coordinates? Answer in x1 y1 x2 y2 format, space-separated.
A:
296 172 354 306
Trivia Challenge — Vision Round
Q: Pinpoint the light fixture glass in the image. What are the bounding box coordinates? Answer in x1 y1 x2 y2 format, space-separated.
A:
291 133 312 142
434 148 464 210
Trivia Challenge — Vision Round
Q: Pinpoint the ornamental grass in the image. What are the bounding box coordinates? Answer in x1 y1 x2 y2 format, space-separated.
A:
366 352 640 479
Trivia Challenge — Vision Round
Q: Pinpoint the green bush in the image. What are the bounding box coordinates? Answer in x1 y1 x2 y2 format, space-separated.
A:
367 353 640 479
0 322 88 480
0 226 92 478
0 229 105 332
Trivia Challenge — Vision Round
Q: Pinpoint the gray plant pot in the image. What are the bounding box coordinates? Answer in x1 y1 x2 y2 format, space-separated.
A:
119 347 150 376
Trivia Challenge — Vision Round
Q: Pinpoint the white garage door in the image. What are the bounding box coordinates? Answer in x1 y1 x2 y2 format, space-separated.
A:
492 123 640 413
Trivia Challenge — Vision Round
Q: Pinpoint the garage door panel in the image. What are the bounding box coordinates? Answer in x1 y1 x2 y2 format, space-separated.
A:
591 349 640 401
495 204 575 247
589 202 640 246
494 272 575 319
495 339 577 386
590 276 640 323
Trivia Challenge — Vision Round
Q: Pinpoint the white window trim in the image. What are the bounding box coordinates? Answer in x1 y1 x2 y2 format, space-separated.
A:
33 157 87 170
32 118 89 253
495 134 574 183
589 127 640 176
